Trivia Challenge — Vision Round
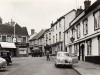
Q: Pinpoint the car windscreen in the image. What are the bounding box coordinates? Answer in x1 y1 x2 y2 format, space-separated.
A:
57 53 69 57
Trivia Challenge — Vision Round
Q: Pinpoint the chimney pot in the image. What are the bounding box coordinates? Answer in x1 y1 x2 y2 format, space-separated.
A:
31 29 35 35
76 6 83 17
84 0 91 10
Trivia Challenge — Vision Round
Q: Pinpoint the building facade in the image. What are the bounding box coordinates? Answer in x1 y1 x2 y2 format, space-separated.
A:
0 19 29 57
44 10 76 55
29 29 48 55
64 0 100 63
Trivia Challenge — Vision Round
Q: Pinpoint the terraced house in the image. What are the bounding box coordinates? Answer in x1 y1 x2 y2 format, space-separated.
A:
29 29 48 55
44 9 76 55
64 0 100 64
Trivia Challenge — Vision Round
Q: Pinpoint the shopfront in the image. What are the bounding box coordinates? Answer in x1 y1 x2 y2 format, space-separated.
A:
15 42 29 57
0 42 17 57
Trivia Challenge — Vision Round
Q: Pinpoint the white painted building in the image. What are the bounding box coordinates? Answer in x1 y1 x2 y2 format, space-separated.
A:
64 0 100 63
44 9 76 55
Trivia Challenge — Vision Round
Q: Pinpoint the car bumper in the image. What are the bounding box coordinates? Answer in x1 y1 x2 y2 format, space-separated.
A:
55 61 72 66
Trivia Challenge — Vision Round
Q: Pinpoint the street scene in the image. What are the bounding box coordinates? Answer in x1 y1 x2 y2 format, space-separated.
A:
0 56 80 75
0 0 100 75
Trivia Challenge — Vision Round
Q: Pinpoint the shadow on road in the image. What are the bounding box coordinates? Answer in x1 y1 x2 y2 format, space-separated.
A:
55 65 72 69
0 69 7 72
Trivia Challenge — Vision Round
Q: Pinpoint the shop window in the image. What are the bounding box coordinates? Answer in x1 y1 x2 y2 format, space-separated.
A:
74 44 78 56
22 37 26 43
69 45 72 56
2 36 6 42
98 36 100 55
87 39 92 55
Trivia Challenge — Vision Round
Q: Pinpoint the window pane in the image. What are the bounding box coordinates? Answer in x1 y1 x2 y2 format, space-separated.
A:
94 11 100 29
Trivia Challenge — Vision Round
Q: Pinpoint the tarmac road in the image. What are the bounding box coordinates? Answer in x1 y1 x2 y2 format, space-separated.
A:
0 56 80 75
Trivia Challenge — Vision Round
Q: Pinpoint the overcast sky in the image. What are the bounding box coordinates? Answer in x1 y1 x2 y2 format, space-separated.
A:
0 0 96 35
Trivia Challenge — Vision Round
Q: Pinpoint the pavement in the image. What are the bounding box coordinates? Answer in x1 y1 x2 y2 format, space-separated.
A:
51 56 100 75
73 61 100 75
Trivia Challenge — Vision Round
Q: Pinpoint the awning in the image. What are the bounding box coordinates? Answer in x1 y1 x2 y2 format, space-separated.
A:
0 42 16 48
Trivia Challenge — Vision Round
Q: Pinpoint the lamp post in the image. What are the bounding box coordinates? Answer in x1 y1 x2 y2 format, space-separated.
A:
12 20 16 43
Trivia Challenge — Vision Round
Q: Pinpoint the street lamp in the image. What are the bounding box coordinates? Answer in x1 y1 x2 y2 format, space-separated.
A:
12 20 16 43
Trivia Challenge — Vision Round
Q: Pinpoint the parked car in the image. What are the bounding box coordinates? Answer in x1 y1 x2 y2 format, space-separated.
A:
32 49 43 57
55 51 78 67
0 51 12 65
0 57 7 69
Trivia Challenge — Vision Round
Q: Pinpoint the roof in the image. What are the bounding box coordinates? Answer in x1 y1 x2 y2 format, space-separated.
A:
51 9 76 27
29 33 37 41
30 29 48 41
0 23 29 36
68 0 100 30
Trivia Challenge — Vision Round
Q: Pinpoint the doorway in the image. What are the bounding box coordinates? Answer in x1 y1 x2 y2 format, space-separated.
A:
80 44 85 61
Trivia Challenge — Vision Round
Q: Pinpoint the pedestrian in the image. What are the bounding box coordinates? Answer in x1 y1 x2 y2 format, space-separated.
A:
46 50 50 61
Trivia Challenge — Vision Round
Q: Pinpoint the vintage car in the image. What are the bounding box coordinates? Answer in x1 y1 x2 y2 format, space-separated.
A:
0 57 7 69
0 51 12 65
55 51 78 67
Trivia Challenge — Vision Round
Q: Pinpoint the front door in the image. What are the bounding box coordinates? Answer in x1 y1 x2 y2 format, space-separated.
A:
80 44 85 61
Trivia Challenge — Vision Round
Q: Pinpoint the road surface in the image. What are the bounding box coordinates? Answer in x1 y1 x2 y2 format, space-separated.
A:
0 56 80 75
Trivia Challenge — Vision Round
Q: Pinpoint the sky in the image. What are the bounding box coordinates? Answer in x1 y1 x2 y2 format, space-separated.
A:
0 0 96 35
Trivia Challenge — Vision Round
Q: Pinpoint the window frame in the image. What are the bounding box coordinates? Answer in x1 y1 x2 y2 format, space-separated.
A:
2 35 7 42
93 9 100 30
76 23 81 39
87 39 92 55
56 34 57 42
83 19 88 35
59 31 61 41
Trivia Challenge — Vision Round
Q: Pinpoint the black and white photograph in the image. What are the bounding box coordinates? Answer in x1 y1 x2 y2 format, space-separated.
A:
0 0 100 75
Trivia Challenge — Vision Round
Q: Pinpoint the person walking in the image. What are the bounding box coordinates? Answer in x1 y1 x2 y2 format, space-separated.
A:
46 50 50 61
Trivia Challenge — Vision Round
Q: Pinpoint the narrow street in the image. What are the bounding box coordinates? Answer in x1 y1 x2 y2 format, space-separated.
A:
0 56 80 75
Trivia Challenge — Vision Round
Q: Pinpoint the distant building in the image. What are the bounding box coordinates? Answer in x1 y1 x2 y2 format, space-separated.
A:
44 28 51 54
0 19 29 57
29 29 48 55
44 9 76 55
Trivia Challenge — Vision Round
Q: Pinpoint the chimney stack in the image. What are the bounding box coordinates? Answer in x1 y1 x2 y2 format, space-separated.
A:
51 21 53 27
31 29 35 35
76 6 83 17
84 0 91 10
97 0 100 2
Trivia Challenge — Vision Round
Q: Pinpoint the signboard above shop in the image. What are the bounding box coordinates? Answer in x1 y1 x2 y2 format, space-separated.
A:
15 42 29 48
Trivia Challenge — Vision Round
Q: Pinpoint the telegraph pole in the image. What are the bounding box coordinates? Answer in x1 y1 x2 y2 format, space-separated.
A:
11 19 16 43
